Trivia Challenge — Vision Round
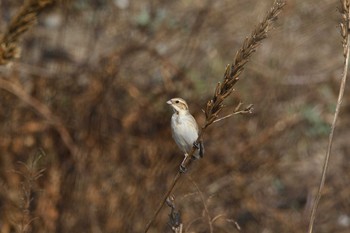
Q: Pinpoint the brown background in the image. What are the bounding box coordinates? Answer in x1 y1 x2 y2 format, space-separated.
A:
0 0 349 232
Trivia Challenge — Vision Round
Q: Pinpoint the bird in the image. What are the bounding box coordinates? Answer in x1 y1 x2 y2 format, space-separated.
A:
167 98 204 170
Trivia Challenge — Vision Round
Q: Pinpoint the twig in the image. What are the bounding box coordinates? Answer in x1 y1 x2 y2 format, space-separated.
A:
307 1 350 232
213 104 253 123
144 1 285 232
211 214 241 231
188 176 213 233
185 217 203 233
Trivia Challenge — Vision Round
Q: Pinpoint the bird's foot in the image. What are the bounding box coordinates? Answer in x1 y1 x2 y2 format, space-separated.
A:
193 141 204 158
179 164 187 173
193 141 200 149
179 154 189 173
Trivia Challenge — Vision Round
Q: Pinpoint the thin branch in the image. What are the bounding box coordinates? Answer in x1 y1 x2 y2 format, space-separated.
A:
211 214 241 231
213 104 253 123
187 176 213 233
307 1 350 232
185 217 203 233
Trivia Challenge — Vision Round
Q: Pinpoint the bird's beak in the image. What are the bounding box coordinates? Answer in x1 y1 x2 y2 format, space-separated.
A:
166 100 172 105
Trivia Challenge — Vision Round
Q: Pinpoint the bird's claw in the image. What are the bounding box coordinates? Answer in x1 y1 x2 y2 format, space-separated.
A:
193 141 204 158
193 141 200 149
179 164 187 173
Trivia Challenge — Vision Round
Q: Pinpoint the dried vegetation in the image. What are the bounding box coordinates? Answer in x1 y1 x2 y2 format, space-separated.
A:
0 0 349 233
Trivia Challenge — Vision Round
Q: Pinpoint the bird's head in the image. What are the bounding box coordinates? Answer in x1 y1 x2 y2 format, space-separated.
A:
167 98 189 114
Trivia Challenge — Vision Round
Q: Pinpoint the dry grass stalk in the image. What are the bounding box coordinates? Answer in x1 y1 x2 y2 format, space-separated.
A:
203 0 285 128
14 151 46 233
187 176 213 233
0 0 54 65
307 1 350 232
144 1 286 232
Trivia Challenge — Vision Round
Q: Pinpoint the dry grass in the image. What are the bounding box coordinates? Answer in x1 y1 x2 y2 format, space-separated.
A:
204 1 285 128
0 0 349 233
308 0 350 232
0 0 53 65
12 151 45 233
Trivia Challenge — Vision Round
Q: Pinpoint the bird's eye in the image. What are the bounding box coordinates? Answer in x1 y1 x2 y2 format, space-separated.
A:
175 100 179 103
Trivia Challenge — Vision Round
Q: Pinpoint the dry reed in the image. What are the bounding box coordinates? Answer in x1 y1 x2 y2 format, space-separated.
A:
307 0 350 232
0 0 54 65
144 1 286 232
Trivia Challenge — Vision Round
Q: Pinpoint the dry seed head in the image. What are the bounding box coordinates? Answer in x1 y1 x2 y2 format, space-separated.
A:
203 1 285 128
339 0 350 56
0 0 54 65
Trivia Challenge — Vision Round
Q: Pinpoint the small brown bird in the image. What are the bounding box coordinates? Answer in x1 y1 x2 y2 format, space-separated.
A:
167 98 204 169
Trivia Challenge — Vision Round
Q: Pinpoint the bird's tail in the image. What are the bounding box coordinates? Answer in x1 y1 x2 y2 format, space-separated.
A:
199 141 204 158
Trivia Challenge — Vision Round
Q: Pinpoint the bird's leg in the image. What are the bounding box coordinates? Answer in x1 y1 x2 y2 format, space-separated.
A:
179 153 189 173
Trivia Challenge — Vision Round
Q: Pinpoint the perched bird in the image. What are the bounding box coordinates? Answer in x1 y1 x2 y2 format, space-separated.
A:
167 98 204 168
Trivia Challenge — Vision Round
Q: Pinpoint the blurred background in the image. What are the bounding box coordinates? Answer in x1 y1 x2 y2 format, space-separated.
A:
0 0 349 232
